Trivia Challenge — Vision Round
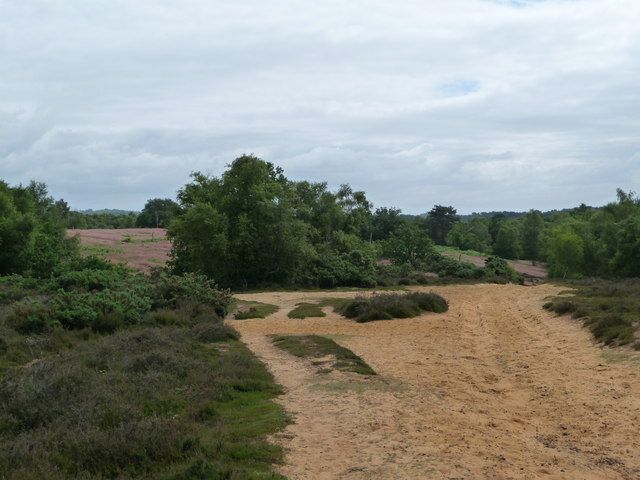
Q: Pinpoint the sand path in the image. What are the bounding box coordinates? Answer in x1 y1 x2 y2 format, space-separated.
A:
229 284 640 479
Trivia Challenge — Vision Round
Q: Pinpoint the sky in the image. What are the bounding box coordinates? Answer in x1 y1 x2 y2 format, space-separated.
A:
1 0 639 214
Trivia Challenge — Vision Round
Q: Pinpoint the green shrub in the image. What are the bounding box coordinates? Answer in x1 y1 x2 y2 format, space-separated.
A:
543 279 640 346
407 292 449 313
151 272 231 317
428 254 483 279
589 316 634 345
545 299 576 315
484 255 522 283
339 292 448 323
6 301 53 334
192 322 239 343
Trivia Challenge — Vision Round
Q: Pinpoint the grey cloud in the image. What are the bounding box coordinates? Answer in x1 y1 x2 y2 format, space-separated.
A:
1 0 639 212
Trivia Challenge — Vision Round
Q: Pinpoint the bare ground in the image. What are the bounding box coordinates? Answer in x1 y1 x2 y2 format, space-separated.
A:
229 284 640 480
68 228 170 271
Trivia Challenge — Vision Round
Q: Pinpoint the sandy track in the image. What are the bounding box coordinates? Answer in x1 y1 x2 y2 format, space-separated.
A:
229 284 640 480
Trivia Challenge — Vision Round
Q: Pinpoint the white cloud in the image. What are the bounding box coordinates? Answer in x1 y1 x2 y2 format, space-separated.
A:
0 0 639 212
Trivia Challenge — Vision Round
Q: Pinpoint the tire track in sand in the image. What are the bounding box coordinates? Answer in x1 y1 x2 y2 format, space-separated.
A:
228 284 640 479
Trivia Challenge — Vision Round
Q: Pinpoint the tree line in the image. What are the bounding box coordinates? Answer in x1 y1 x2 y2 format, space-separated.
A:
442 189 640 278
3 156 638 284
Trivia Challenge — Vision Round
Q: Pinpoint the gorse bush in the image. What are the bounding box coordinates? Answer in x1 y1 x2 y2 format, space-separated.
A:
484 255 523 283
150 270 232 316
1 257 231 336
338 292 448 323
427 255 483 279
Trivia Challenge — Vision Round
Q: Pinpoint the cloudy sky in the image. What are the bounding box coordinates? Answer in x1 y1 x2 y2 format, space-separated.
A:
1 0 639 213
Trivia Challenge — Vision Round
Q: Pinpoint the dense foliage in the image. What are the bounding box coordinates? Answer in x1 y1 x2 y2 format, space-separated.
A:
137 198 181 228
441 190 640 279
168 156 379 289
67 210 138 229
167 155 513 289
0 181 77 277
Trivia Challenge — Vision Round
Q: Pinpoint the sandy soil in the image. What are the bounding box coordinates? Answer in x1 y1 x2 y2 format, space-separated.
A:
229 284 640 480
67 228 170 271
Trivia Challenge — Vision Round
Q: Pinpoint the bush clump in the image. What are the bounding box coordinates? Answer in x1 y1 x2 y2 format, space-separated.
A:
543 279 640 346
191 322 240 343
338 291 448 323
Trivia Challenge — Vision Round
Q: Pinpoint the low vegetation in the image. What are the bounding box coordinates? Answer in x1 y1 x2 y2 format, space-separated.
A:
0 266 288 478
0 329 287 479
544 280 640 348
337 292 448 323
272 335 375 375
287 302 326 319
234 301 279 320
0 188 288 479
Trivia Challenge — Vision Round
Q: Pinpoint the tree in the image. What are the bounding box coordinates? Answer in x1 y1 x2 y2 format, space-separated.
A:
489 213 506 243
137 198 181 228
383 223 435 267
427 205 459 245
547 228 584 278
336 184 373 239
612 215 640 277
0 180 76 276
446 218 491 252
521 210 544 263
371 207 404 241
493 222 522 259
169 156 320 288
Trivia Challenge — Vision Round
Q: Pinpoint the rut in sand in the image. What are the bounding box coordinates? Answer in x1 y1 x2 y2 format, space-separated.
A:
229 284 640 480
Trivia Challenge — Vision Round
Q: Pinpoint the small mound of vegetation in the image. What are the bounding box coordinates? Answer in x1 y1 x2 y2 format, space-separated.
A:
337 291 448 323
287 302 326 319
234 301 279 320
272 335 375 375
544 279 640 347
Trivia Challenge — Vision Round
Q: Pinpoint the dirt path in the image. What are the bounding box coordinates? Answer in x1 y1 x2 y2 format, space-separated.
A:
229 284 640 479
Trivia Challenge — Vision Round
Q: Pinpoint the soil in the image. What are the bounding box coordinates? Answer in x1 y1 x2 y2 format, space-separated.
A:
67 228 170 271
229 284 640 480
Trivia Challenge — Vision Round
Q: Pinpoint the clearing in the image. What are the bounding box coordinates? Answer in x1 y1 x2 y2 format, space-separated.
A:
229 284 640 479
439 246 548 279
67 228 171 271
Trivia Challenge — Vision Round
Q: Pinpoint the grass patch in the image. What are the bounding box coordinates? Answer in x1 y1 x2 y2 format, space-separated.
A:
337 291 448 323
287 302 326 319
233 301 279 320
272 335 375 375
544 279 640 347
